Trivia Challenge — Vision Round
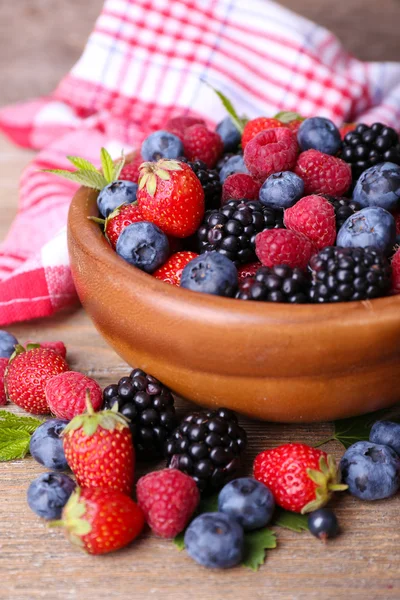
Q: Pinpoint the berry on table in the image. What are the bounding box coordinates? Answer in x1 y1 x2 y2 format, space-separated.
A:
45 371 103 420
241 117 284 149
164 115 206 140
97 180 138 218
308 508 339 541
27 472 76 520
184 512 244 569
216 116 241 152
237 265 310 303
154 251 198 286
244 128 298 182
219 155 249 183
336 207 396 255
165 408 247 493
255 228 315 270
340 441 400 501
218 477 275 530
369 421 400 455
321 195 361 230
352 162 400 211
295 149 352 196
136 469 200 538
0 330 18 358
342 123 400 179
259 171 304 209
391 248 400 293
116 221 170 273
141 130 184 162
183 125 224 168
179 158 222 210
222 173 260 203
29 419 69 471
180 252 238 297
284 194 336 250
103 202 144 250
297 117 342 155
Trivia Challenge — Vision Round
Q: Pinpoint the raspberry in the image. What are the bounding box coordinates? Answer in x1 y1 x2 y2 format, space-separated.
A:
183 125 224 168
165 116 206 141
255 228 315 270
120 152 145 184
242 117 284 148
222 173 260 203
237 262 262 281
284 195 336 250
136 468 200 538
391 248 400 294
295 150 352 196
45 371 103 420
0 358 8 405
244 128 298 182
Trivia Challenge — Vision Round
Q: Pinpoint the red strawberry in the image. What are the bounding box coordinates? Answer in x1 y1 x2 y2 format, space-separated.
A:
340 123 357 140
295 150 352 196
104 203 143 250
153 251 198 286
183 125 224 168
242 117 284 148
136 469 200 538
0 358 8 405
5 346 69 414
56 487 144 555
26 340 67 359
254 443 347 513
285 118 303 135
284 195 336 250
119 152 145 184
45 371 103 420
63 397 135 495
165 115 206 140
137 159 205 238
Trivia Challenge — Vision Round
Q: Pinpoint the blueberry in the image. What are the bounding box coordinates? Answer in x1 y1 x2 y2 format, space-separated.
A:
297 117 342 155
340 441 400 500
259 171 304 209
97 180 138 217
370 421 400 455
180 252 238 297
219 155 248 183
353 162 400 210
0 330 18 358
27 472 76 519
216 117 241 153
308 508 339 540
184 512 244 568
29 419 69 470
218 477 275 530
336 207 396 255
141 130 183 162
116 221 169 273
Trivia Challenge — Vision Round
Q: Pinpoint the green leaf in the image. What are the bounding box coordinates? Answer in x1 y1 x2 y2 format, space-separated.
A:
173 531 185 551
66 156 98 172
43 169 108 190
0 428 31 461
274 111 304 123
204 82 244 133
113 153 126 181
0 411 42 434
100 148 115 184
242 528 277 571
273 509 309 532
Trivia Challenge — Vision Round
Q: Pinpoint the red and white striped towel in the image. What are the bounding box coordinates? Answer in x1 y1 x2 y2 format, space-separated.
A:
1 0 399 325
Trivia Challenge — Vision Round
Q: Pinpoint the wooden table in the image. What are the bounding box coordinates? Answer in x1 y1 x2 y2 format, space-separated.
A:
0 136 399 599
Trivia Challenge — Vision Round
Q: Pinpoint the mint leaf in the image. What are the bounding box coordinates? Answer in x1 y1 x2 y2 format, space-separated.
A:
273 509 309 532
0 428 31 461
44 168 108 190
113 153 126 181
0 410 42 434
66 156 98 172
204 82 244 134
100 148 115 184
173 531 185 551
242 528 277 571
274 111 304 123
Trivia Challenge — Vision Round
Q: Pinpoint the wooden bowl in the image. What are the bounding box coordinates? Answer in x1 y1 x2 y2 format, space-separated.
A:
68 186 400 422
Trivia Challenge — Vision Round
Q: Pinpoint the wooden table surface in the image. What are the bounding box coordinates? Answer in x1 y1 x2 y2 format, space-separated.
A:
1 1 400 598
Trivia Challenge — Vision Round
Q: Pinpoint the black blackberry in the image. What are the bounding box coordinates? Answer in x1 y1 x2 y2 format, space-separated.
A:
103 369 177 458
165 408 247 493
321 194 362 230
309 246 392 303
179 157 222 210
198 200 284 264
236 265 310 303
342 122 400 180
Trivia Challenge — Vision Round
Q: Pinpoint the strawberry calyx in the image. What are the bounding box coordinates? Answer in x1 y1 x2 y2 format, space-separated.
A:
302 454 348 514
138 159 183 197
50 488 92 547
8 343 41 363
63 391 129 437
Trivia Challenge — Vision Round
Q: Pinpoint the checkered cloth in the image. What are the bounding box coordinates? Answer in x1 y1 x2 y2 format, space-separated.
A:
0 0 399 325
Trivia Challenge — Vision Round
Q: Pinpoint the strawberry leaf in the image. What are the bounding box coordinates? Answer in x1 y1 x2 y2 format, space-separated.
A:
0 428 31 461
66 156 98 172
204 82 244 134
273 509 309 532
100 148 115 184
173 532 185 551
242 528 277 571
43 169 108 190
0 410 43 434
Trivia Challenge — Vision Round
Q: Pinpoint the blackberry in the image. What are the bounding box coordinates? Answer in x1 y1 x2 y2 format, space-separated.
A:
309 246 392 303
165 408 247 493
103 368 177 458
236 265 310 303
342 122 400 180
179 157 222 210
198 200 284 264
322 194 361 230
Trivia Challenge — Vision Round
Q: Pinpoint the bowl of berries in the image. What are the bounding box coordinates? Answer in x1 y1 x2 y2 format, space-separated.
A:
66 108 400 423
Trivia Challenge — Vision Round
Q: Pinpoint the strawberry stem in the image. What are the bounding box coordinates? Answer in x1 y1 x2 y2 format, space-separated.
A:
48 520 64 528
85 390 94 415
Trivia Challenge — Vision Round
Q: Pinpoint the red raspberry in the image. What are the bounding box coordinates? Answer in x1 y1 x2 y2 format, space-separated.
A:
0 358 8 405
244 128 298 182
340 123 356 140
136 468 200 538
237 262 262 281
26 341 67 359
284 195 336 250
45 371 103 420
183 125 223 168
165 116 206 140
295 150 352 196
120 152 145 184
222 173 260 203
154 251 198 286
105 203 143 250
391 248 400 294
255 228 315 270
242 117 284 148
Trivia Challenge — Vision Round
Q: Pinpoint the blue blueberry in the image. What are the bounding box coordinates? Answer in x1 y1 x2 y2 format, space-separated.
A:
216 117 241 153
219 155 248 183
97 180 137 218
308 508 339 540
370 421 400 455
184 512 244 569
29 419 69 471
336 207 396 255
141 130 183 162
0 330 18 358
353 162 400 210
297 117 342 155
180 252 238 297
340 441 400 501
259 171 304 209
116 221 169 273
218 477 275 531
27 472 76 519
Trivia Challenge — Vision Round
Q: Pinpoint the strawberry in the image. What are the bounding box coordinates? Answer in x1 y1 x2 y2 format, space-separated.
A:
45 371 103 420
0 358 8 405
55 487 144 555
183 125 224 168
254 443 347 514
5 345 69 414
242 117 285 148
340 122 357 140
26 340 67 359
63 396 135 495
119 151 145 184
137 159 205 238
104 203 143 250
153 251 198 286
